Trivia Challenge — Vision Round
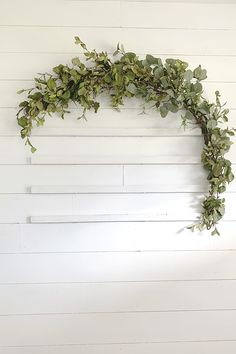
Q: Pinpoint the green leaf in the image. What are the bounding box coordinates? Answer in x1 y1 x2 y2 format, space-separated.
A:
211 228 220 236
74 36 87 51
154 67 164 79
145 54 159 66
199 101 210 114
126 83 136 94
62 91 70 100
26 138 37 153
72 57 81 66
207 119 217 129
185 110 195 120
47 78 56 92
193 82 203 93
17 89 26 94
218 185 226 193
166 102 178 113
31 146 37 153
184 70 193 82
19 101 28 108
213 163 222 177
36 101 44 111
193 65 207 81
160 77 169 88
18 116 28 128
227 171 234 183
160 105 168 118
78 87 86 96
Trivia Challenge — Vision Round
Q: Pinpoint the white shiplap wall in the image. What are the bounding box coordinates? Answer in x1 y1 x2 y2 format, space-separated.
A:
0 0 236 353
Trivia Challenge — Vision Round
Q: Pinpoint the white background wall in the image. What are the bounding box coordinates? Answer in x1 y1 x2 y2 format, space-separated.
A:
0 0 236 353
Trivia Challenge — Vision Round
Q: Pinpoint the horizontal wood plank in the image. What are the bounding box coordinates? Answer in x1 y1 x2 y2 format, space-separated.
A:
0 136 205 164
1 1 235 30
1 341 236 354
0 0 120 27
121 2 236 29
0 107 204 137
2 250 236 283
0 165 123 193
0 27 235 55
0 193 235 223
124 164 236 192
0 135 233 165
0 195 73 223
0 107 235 137
1 222 236 253
1 311 236 346
1 280 236 315
30 184 211 193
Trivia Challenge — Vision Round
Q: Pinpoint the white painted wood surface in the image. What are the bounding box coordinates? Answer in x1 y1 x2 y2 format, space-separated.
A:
1 311 236 346
1 222 236 253
1 342 236 354
1 280 236 314
1 1 236 353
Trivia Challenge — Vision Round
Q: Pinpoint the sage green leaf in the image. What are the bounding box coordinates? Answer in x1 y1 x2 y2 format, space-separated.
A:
184 70 193 82
36 101 44 111
213 164 222 177
193 65 207 81
19 101 28 108
211 228 220 236
160 77 169 88
199 101 210 114
74 36 87 51
145 54 159 66
218 185 226 193
72 57 81 66
78 87 86 96
62 91 70 100
47 78 56 92
160 105 168 118
154 67 164 79
18 116 28 127
17 89 26 94
193 82 203 93
127 83 136 94
166 102 178 113
185 110 195 120
207 119 217 129
227 171 234 182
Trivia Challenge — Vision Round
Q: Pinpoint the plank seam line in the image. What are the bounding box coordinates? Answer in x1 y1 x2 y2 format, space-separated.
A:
0 219 236 227
0 135 207 138
1 249 236 255
1 339 236 348
2 52 236 58
2 191 236 195
0 25 233 31
1 279 236 285
1 308 236 317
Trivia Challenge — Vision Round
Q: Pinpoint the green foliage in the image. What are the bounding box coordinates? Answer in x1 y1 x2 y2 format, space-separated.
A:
16 36 235 235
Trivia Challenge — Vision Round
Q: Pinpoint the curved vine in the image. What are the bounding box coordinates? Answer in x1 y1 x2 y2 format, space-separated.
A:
17 37 235 235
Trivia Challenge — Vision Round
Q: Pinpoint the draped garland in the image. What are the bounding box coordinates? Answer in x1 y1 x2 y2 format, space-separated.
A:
17 37 235 235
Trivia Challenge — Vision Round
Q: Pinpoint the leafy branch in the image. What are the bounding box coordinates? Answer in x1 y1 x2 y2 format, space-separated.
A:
16 36 235 235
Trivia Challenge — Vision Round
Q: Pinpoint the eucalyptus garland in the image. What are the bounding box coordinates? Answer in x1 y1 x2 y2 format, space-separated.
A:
17 37 235 235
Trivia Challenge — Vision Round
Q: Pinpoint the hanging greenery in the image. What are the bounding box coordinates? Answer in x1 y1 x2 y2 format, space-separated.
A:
16 37 235 235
